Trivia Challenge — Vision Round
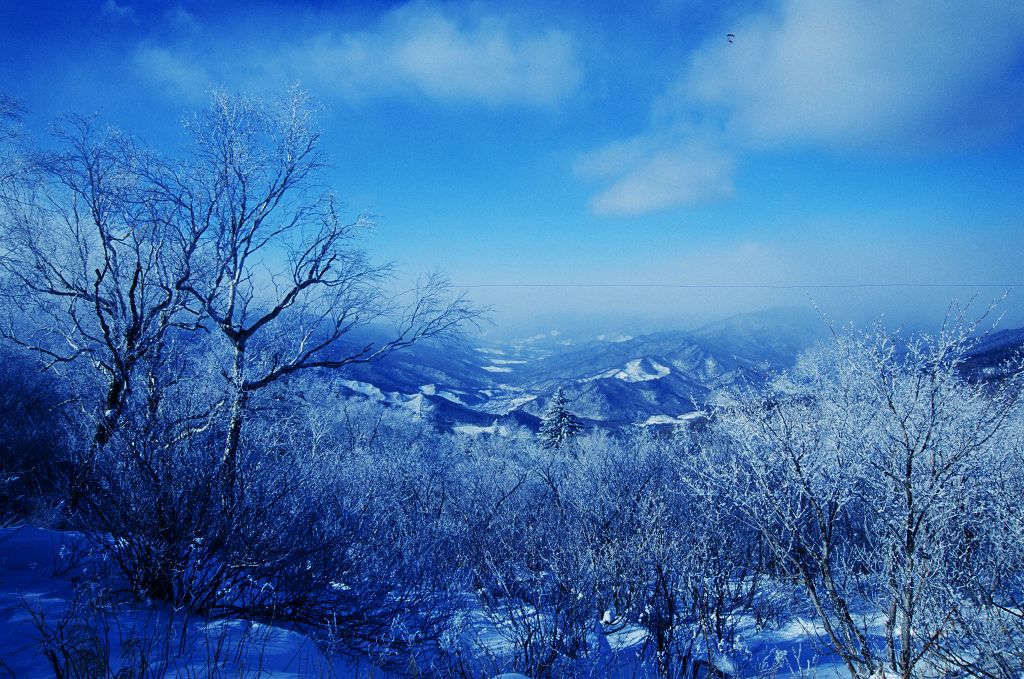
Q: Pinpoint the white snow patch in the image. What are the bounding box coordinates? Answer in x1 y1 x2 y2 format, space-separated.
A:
606 623 648 652
583 359 671 383
479 393 538 415
437 390 468 405
503 395 537 409
482 365 513 373
404 393 429 415
618 359 670 382
454 422 510 436
489 359 528 365
475 346 506 356
417 383 469 405
339 379 385 401
642 412 705 427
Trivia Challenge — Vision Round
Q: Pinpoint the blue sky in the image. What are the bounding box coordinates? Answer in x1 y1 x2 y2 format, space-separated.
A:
2 0 1023 333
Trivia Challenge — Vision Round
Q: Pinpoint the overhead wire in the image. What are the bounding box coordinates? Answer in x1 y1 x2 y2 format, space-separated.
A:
451 282 1020 290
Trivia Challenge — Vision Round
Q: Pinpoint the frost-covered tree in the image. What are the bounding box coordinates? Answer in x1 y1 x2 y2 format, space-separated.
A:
0 94 26 197
160 87 479 511
703 312 1024 678
0 117 195 453
539 387 582 449
0 90 481 627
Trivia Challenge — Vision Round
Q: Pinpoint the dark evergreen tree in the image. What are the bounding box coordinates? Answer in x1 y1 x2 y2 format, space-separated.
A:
539 387 582 449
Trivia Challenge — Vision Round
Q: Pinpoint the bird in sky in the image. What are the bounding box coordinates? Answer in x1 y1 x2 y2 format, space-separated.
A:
727 33 735 43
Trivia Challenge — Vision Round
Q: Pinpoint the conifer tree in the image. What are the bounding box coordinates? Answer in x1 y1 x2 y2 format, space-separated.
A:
539 387 582 449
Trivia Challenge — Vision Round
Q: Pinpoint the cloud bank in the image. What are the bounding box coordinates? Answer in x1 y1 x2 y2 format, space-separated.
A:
585 0 1024 215
132 2 581 109
577 135 734 215
684 0 1024 149
299 3 580 107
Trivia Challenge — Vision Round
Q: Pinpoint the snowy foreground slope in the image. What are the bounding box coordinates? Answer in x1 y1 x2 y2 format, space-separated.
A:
0 527 380 677
0 526 855 678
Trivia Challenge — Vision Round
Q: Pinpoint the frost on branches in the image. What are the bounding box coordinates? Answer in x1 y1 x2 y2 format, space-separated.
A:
539 387 583 449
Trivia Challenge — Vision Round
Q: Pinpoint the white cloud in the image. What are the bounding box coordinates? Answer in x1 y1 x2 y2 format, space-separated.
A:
583 141 735 215
297 3 581 107
680 0 1024 149
130 3 581 110
577 127 736 215
581 0 1024 216
133 46 212 103
101 0 135 21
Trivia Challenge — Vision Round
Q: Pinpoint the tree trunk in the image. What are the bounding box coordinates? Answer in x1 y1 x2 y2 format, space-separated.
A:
93 376 127 447
220 345 247 516
71 375 128 512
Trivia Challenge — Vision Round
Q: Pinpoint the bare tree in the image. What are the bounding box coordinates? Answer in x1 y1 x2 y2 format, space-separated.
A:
0 117 193 457
858 315 1022 677
0 94 27 196
704 312 1023 678
161 87 480 511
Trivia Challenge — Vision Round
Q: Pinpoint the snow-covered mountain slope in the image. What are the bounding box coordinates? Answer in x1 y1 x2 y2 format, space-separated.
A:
310 310 1021 431
307 308 837 430
692 306 831 369
960 327 1024 381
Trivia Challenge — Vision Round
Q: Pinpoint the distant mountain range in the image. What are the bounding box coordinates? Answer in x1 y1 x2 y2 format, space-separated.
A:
325 308 1023 432
961 327 1024 382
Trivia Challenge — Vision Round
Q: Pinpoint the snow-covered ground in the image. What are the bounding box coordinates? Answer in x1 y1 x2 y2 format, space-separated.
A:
454 421 512 437
0 526 852 678
641 412 705 427
584 358 672 383
0 526 390 678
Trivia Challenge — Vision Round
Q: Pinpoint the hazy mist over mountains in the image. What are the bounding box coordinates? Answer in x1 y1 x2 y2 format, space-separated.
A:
333 305 1024 431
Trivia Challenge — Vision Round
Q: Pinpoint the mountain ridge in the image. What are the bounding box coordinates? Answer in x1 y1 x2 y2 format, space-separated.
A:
325 308 1023 431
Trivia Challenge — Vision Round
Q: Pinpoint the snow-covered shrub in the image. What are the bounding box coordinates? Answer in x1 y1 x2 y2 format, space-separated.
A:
241 409 460 665
461 438 599 678
703 316 1024 678
930 400 1024 676
83 366 460 664
433 427 769 679
571 429 766 678
0 346 69 524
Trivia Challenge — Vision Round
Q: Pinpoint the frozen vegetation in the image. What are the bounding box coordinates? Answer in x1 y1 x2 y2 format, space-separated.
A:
0 89 1022 677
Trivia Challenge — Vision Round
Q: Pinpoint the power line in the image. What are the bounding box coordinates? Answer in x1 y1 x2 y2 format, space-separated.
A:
452 283 1021 290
